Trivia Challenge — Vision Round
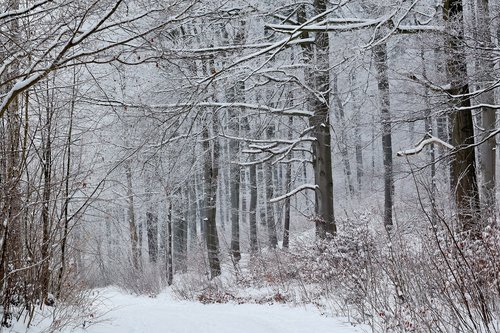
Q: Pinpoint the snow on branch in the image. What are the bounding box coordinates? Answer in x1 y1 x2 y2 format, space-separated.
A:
455 103 500 112
396 134 454 157
269 184 318 203
83 100 313 117
221 134 314 146
396 25 444 33
266 19 383 33
169 38 314 55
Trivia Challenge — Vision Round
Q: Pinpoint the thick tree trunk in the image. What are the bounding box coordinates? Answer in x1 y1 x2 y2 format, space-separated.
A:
299 1 336 238
203 113 221 278
475 0 496 216
373 39 394 231
444 0 481 231
228 23 246 261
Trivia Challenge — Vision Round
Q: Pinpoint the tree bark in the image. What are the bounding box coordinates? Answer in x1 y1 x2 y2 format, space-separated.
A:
166 200 173 286
173 189 187 273
475 0 496 216
40 83 53 305
299 1 336 238
265 125 278 248
373 38 394 231
249 157 258 254
229 82 243 262
146 212 158 263
1 0 22 324
125 162 140 271
57 73 75 296
422 49 437 226
444 0 481 231
333 74 355 197
351 72 364 194
282 116 293 249
203 113 221 278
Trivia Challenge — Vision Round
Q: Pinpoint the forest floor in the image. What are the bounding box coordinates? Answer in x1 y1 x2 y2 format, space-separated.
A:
9 288 371 333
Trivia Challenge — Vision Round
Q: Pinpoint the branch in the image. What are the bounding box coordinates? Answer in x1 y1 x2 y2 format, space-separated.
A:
396 134 454 157
82 100 313 117
269 184 318 203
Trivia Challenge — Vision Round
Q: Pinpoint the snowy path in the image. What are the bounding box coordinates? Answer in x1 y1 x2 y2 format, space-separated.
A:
72 289 369 333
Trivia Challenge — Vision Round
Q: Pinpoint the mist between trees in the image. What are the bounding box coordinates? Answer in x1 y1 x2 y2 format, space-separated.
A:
1 0 499 332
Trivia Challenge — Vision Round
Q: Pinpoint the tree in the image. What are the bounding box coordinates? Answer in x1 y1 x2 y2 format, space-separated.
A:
125 161 141 271
298 1 336 238
474 0 496 217
228 23 246 262
444 0 480 231
202 111 222 278
373 33 394 231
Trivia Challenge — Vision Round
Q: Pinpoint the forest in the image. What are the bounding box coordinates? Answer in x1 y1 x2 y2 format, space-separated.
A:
0 0 499 332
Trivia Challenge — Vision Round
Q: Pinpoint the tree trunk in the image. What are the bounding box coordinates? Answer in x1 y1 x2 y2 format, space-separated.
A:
57 75 75 296
146 212 158 263
299 1 336 238
422 49 437 226
333 74 355 197
1 0 22 324
40 85 53 305
173 189 187 273
282 116 293 249
125 162 140 271
373 38 394 231
351 73 364 194
166 200 173 286
203 113 221 278
229 79 244 262
444 0 481 231
188 181 198 249
249 160 258 254
265 125 278 248
475 0 496 216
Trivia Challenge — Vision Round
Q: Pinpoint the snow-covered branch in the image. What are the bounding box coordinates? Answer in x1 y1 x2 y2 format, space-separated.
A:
269 184 318 203
455 103 500 112
396 135 454 157
81 99 313 117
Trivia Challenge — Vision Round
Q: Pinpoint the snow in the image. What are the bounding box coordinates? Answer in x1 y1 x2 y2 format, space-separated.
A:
8 288 369 333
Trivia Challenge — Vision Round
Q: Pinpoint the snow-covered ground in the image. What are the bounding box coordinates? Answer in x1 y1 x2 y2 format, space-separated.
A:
8 288 370 333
